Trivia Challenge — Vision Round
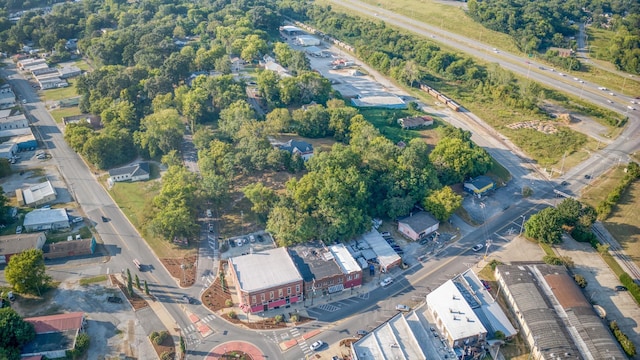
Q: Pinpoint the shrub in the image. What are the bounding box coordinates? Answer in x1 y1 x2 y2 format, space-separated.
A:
66 333 90 359
494 330 505 340
543 255 574 267
274 314 284 323
228 311 237 319
489 259 502 271
290 314 299 323
160 350 175 360
573 274 587 288
225 299 233 307
522 186 533 197
149 331 159 343
619 273 640 305
152 331 168 345
610 320 636 356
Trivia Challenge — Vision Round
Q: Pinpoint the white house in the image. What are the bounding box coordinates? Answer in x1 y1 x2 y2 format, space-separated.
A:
23 208 70 232
0 86 16 109
108 162 150 183
277 139 314 161
18 180 57 207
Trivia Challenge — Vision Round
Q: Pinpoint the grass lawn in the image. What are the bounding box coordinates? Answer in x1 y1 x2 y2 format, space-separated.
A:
579 165 626 209
49 106 81 123
73 59 92 72
358 108 447 145
79 275 107 286
602 180 640 263
108 178 196 259
40 81 78 102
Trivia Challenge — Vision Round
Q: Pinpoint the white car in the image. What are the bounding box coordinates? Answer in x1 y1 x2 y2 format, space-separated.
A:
380 277 394 287
310 340 324 351
395 304 411 312
628 106 636 111
472 244 484 252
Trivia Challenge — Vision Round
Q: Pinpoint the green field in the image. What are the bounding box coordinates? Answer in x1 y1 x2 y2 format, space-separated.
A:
107 164 197 258
321 0 640 101
49 106 81 123
40 81 78 102
579 165 626 209
602 181 640 263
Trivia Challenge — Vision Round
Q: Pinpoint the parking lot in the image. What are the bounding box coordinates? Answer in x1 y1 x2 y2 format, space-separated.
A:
220 231 276 259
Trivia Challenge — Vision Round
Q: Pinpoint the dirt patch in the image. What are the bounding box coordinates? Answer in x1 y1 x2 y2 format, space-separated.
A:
201 274 233 312
150 332 175 360
507 120 558 134
109 275 149 311
160 256 197 287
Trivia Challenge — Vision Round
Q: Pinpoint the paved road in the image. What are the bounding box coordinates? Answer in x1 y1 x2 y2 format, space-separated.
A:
1 62 283 359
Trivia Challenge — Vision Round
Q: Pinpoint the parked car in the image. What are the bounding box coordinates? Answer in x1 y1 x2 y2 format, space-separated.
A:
395 304 410 312
381 232 391 237
236 239 243 247
357 330 368 337
257 234 264 242
8 291 15 302
472 244 484 252
229 239 236 247
249 235 256 243
206 209 212 217
560 181 569 186
101 216 108 222
310 340 324 351
15 225 22 234
481 280 491 291
380 277 393 287
208 223 214 232
107 296 122 303
584 174 591 179
615 286 628 292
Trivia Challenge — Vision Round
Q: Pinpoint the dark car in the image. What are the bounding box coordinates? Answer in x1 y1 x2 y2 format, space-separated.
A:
229 239 236 247
107 296 122 303
560 181 569 186
615 286 628 292
101 216 108 222
257 234 264 242
584 174 591 179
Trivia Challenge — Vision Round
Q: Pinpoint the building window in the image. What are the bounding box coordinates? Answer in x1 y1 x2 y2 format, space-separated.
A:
347 275 352 281
270 291 274 300
355 273 359 279
338 277 343 283
261 294 265 302
252 295 256 304
329 280 333 285
296 285 300 293
287 287 291 295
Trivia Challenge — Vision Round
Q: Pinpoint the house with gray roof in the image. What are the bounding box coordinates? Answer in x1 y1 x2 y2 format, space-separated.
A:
228 247 304 313
277 139 314 161
397 211 439 241
0 232 46 264
108 162 150 183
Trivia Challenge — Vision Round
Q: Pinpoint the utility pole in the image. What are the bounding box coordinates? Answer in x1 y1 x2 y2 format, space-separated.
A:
520 215 526 235
559 151 567 176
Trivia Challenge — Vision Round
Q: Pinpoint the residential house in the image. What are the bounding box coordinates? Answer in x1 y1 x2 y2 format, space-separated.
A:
22 312 86 359
58 65 81 79
397 211 439 241
0 232 46 264
278 139 314 161
44 237 97 260
23 208 70 232
397 115 434 129
108 162 150 183
228 247 304 313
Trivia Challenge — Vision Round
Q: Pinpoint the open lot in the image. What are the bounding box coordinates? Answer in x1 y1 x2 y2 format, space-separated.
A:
49 105 81 123
579 165 626 208
39 80 78 102
602 181 640 264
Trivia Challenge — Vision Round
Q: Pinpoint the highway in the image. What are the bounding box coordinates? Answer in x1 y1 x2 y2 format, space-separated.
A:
3 5 639 358
329 0 640 186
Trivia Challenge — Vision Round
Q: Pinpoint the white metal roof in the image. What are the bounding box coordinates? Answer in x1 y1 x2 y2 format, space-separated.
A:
359 230 401 269
352 313 428 360
426 280 487 342
329 243 360 274
23 181 56 205
23 208 69 227
229 247 302 292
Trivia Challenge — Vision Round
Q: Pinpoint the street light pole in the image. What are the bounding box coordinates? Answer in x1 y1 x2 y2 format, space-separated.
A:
520 215 526 235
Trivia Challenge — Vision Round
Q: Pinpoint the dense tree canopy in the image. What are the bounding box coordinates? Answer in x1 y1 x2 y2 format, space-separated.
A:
5 248 50 295
0 307 35 360
524 207 563 244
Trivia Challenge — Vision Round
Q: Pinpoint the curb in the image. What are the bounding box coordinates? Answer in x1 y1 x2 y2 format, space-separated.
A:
279 329 322 350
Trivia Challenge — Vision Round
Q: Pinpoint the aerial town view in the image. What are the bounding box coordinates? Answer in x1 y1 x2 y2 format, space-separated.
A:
0 0 639 359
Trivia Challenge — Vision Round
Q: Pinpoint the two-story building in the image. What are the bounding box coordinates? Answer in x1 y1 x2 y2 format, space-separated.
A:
228 247 304 313
288 241 362 302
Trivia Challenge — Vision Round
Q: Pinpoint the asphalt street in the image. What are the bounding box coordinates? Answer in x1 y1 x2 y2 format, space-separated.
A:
3 7 639 358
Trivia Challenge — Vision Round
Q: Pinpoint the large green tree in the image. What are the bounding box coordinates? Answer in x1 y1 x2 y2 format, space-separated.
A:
5 248 50 295
134 109 184 158
429 137 492 185
0 307 35 360
422 186 462 221
524 207 563 244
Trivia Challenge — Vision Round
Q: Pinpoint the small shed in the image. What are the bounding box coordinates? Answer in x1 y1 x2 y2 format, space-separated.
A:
464 175 495 197
397 211 439 241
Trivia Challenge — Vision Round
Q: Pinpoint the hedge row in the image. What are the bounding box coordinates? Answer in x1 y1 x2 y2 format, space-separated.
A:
609 320 636 356
596 163 640 220
619 273 640 305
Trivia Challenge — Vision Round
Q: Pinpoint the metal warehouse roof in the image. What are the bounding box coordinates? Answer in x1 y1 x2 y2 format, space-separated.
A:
229 247 302 292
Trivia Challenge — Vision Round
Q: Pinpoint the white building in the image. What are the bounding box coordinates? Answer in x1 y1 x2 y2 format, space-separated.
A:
0 141 17 159
0 86 16 109
0 114 29 130
19 181 57 207
23 208 70 232
108 162 150 183
296 35 321 47
426 279 488 348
